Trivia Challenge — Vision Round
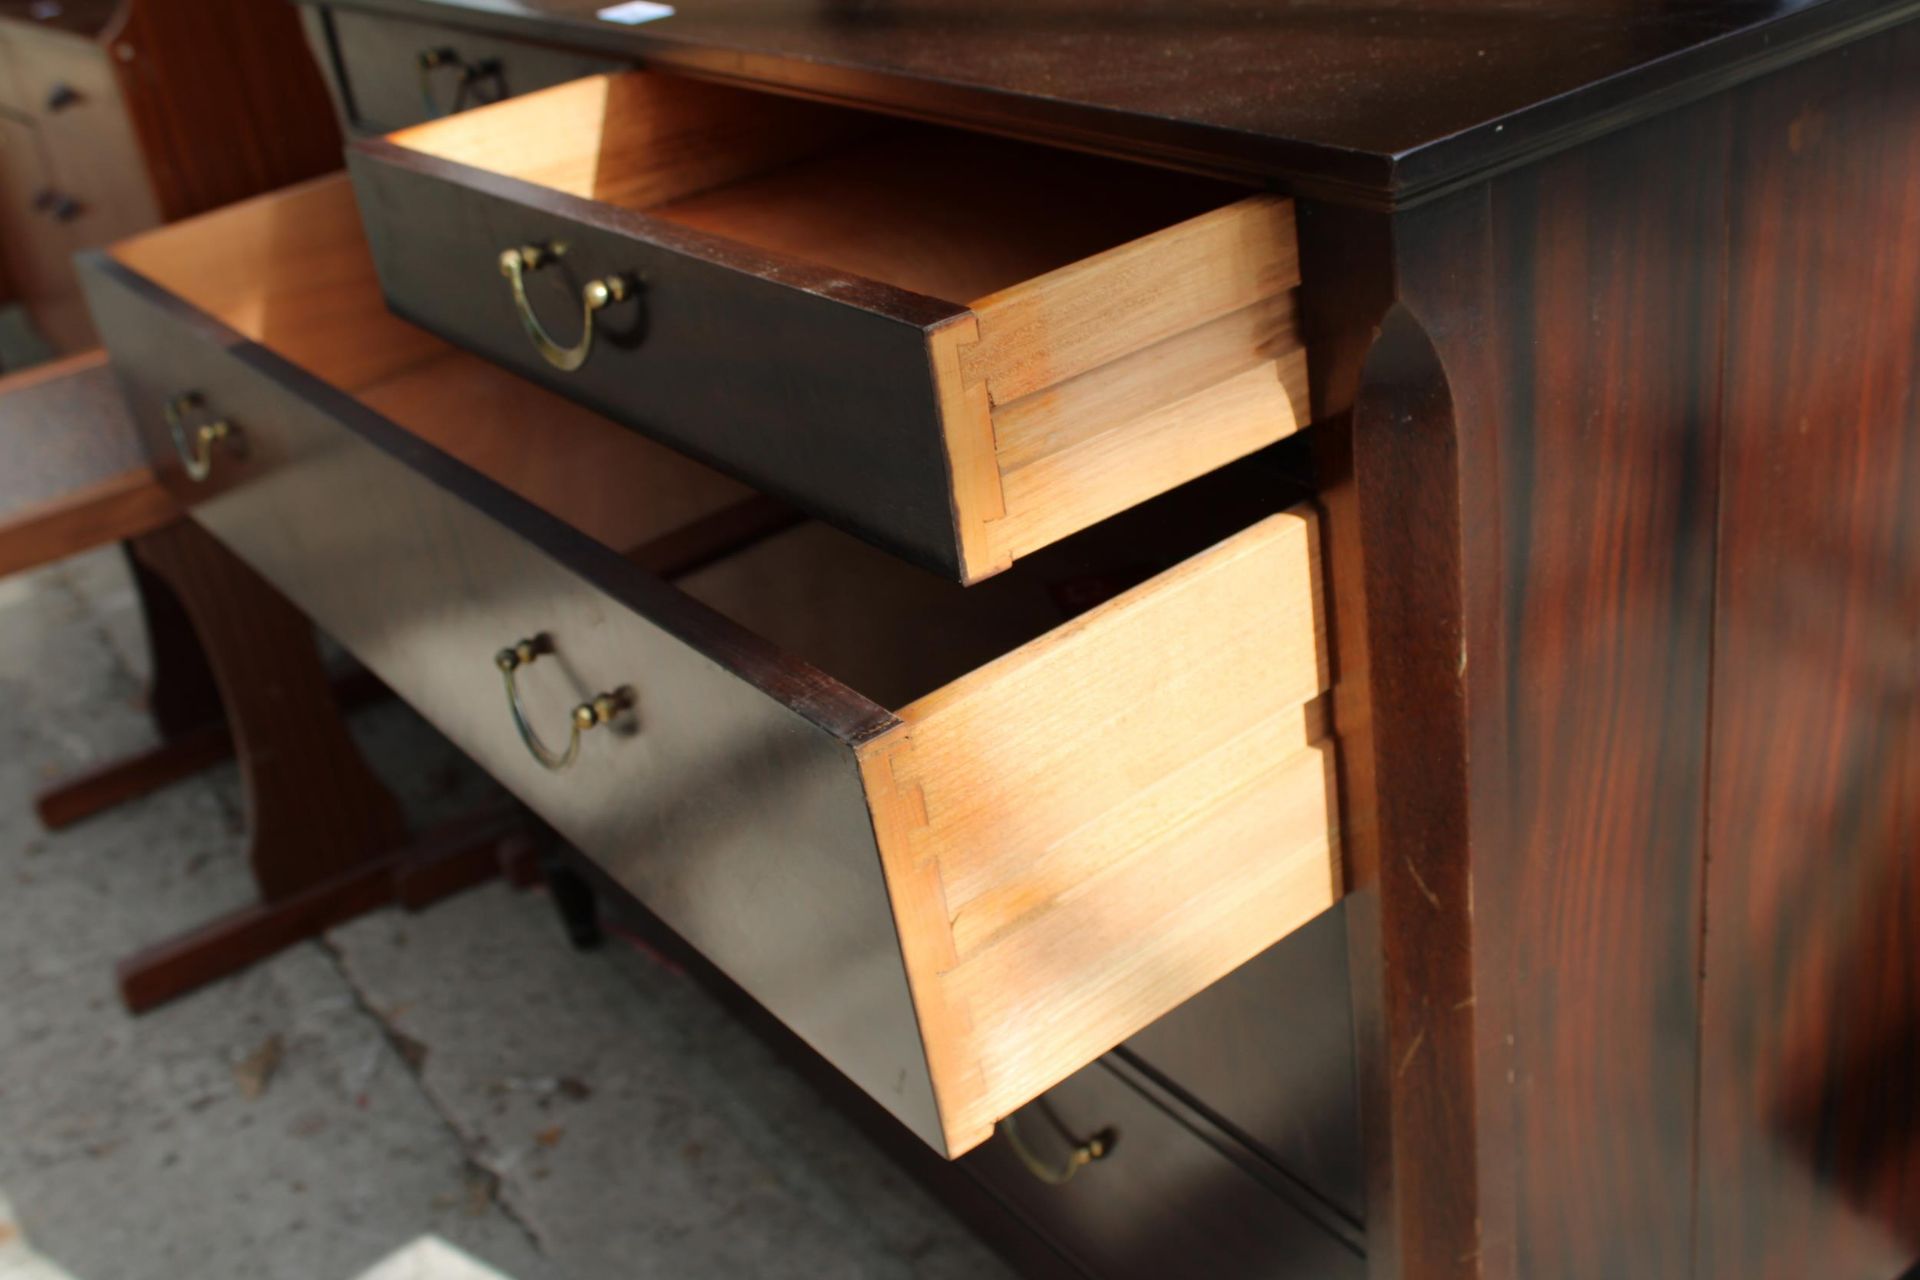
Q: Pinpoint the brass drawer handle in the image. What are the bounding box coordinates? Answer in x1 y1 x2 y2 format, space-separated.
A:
499 243 631 373
416 47 504 117
495 636 628 772
164 392 244 482
1000 1112 1116 1186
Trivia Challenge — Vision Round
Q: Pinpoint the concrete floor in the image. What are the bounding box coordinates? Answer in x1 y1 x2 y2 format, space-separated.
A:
0 547 1015 1280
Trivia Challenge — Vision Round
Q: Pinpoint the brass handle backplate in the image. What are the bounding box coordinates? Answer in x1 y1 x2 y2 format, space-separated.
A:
495 635 628 772
164 392 244 482
499 243 631 373
1000 1112 1116 1187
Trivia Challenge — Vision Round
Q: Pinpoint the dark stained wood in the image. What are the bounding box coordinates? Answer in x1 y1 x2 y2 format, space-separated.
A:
35 719 231 831
0 0 120 39
102 521 537 1014
127 540 224 740
349 133 970 577
961 1058 1367 1280
104 0 343 221
621 493 801 578
349 89 1252 580
1303 197 1488 1280
1120 904 1364 1225
318 0 1913 205
1481 102 1729 1277
34 667 389 830
322 4 623 131
0 350 176 578
119 802 528 1013
385 801 526 910
1304 87 1736 1277
116 851 399 1012
1694 28 1920 1280
74 7 1920 1273
129 519 407 898
78 247 898 747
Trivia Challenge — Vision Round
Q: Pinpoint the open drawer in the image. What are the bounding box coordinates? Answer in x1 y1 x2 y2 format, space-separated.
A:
347 71 1307 584
78 176 1340 1158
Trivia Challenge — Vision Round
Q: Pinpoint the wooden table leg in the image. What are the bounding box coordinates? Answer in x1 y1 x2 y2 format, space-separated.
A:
32 539 222 828
133 536 222 740
80 519 518 1013
33 539 386 830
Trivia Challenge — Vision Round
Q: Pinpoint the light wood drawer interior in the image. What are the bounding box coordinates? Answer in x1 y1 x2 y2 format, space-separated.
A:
99 176 1339 1159
365 71 1308 582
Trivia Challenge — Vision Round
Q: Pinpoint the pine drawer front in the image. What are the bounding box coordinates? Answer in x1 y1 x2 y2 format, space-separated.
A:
347 70 1308 584
78 176 1340 1159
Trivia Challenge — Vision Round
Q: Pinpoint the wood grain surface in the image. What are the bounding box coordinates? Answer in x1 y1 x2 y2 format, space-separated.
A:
131 518 407 902
1306 87 1736 1280
315 0 1916 206
1695 28 1920 1280
1310 25 1920 1276
858 510 1337 1154
105 0 341 221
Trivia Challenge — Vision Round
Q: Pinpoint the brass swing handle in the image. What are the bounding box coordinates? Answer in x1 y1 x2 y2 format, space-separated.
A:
498 244 632 373
495 637 629 772
999 1114 1116 1186
164 392 244 482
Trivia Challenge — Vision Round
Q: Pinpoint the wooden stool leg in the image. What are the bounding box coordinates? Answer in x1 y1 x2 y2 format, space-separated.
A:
100 521 400 1010
32 539 228 829
34 721 234 830
131 520 406 900
103 522 529 1012
131 538 223 740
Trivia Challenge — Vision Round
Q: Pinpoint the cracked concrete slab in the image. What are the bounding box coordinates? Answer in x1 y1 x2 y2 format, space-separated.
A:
2 547 1011 1279
2 551 552 1280
327 885 1010 1280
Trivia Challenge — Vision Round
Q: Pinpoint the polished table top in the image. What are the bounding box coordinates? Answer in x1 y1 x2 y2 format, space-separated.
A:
320 0 1914 203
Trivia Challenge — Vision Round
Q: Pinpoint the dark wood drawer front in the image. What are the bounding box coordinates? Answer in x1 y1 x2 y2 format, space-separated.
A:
348 135 965 578
965 1058 1366 1280
324 6 623 131
1123 902 1364 1221
349 72 1306 583
78 249 945 1158
78 175 1338 1164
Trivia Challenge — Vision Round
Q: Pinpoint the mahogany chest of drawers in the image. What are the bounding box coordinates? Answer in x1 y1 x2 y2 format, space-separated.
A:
71 1 1920 1276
